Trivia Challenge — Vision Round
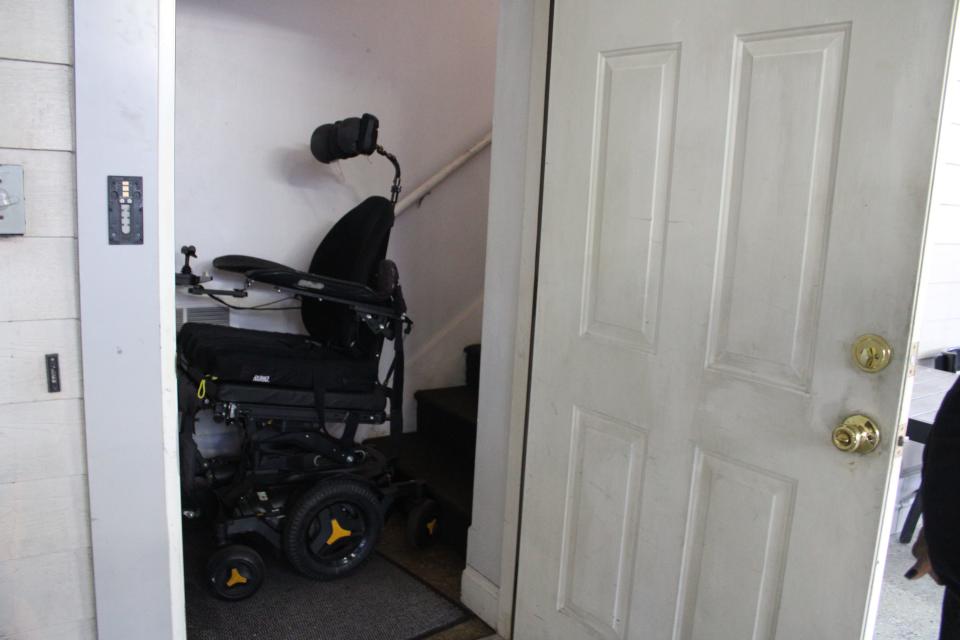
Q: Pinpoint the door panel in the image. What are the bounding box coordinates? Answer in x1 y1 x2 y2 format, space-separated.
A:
674 450 795 640
557 408 648 640
583 44 679 351
515 1 955 639
707 25 848 391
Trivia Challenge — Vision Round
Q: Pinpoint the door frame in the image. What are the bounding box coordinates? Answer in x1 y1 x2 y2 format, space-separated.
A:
73 0 947 637
74 0 183 638
495 2 957 638
75 1 528 637
485 0 552 636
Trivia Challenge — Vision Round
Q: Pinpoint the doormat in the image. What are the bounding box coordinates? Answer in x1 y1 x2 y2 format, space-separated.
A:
185 543 470 640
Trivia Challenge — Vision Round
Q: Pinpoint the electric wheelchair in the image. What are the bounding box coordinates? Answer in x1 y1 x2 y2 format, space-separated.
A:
176 114 433 600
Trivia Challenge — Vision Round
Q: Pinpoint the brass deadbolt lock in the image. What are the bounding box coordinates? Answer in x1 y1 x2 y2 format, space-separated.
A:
852 334 892 373
832 415 881 454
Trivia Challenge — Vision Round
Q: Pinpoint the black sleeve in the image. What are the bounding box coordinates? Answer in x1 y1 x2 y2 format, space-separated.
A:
921 376 960 593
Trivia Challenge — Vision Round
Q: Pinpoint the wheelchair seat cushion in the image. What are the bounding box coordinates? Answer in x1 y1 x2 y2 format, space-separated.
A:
178 323 379 391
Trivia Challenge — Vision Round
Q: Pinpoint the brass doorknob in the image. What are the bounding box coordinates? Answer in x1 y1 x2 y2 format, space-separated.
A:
832 415 881 454
852 334 892 372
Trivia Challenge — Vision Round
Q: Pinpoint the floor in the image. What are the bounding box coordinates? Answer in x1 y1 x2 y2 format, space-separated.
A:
182 509 492 640
377 515 494 640
875 536 944 639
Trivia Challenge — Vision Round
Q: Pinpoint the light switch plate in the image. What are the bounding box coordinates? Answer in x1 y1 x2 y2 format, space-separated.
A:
0 165 26 236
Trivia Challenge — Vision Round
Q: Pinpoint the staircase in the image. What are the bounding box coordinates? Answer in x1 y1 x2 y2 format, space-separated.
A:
368 344 480 554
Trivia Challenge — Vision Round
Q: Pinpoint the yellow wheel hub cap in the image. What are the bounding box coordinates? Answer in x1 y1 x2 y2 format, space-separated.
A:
326 518 352 545
426 518 438 536
225 567 248 588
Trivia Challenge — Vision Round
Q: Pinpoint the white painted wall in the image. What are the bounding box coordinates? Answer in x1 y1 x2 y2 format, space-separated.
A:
0 2 97 638
174 0 497 432
74 0 183 638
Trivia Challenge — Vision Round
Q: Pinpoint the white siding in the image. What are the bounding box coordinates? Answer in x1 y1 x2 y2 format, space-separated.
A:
0 0 73 65
917 30 960 357
0 1 95 637
0 60 74 151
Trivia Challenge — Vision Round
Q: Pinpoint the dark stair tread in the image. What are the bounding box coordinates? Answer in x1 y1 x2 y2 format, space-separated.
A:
366 432 473 554
414 386 479 426
367 433 474 515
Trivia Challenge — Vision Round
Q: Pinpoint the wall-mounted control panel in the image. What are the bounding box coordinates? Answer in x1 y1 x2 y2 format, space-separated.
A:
108 175 143 245
0 164 26 236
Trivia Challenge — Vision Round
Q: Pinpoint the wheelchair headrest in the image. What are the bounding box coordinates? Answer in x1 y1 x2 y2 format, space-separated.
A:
310 114 379 163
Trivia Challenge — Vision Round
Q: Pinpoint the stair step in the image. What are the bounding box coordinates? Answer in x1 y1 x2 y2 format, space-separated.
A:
414 386 478 457
415 385 479 424
366 433 473 553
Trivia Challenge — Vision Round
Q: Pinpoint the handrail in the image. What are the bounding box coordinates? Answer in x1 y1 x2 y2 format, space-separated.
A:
395 131 492 216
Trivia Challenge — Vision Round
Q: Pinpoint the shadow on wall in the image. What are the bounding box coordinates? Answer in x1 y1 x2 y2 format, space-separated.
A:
269 147 355 193
269 145 362 238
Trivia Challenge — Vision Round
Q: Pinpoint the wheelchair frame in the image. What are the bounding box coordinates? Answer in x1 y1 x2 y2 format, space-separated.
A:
178 260 425 592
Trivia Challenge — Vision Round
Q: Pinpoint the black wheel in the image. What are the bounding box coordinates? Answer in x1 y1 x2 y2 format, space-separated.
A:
283 478 383 580
206 545 265 601
405 498 441 549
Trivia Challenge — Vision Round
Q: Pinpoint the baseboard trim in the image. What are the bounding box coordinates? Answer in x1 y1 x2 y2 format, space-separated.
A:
460 564 500 630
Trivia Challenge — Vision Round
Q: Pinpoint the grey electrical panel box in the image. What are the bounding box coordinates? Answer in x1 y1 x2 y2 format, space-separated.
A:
0 165 26 236
108 175 143 245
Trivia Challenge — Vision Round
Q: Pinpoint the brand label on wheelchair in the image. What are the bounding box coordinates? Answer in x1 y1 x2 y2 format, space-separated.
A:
297 279 325 290
252 375 271 383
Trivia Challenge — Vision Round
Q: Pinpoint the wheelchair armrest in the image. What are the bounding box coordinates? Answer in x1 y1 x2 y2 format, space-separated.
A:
213 254 294 275
245 267 391 306
212 254 397 314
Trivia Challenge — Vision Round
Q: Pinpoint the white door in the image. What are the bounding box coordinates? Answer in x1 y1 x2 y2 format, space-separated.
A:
515 1 955 639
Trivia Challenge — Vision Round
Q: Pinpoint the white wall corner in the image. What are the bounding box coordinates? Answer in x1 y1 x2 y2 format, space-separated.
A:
461 564 501 631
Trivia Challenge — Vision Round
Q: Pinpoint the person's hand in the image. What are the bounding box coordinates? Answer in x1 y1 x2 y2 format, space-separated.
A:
906 528 943 584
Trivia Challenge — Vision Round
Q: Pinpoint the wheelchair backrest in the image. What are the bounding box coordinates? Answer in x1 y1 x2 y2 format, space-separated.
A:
301 195 394 357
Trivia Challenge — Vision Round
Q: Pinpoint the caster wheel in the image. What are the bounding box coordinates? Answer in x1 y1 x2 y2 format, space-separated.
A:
206 545 264 601
284 478 383 580
406 498 441 549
